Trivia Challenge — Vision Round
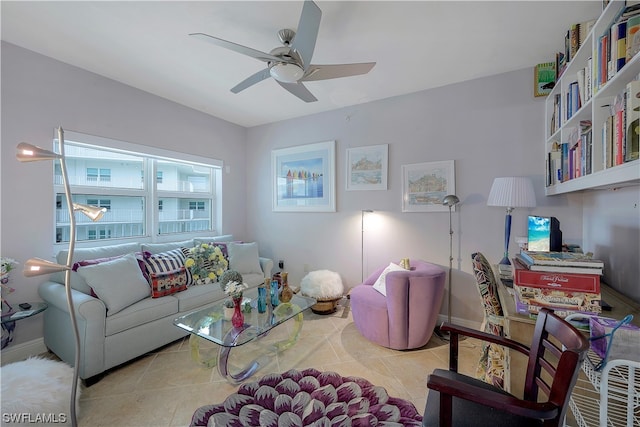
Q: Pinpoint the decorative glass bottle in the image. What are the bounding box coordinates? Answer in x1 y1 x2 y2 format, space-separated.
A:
270 280 279 307
231 294 244 328
257 281 267 313
280 271 293 303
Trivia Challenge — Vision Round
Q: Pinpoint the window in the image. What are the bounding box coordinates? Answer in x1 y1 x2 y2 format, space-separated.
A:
54 131 222 245
86 168 111 182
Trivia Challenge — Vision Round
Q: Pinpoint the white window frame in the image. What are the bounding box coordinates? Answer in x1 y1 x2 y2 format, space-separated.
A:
53 130 223 250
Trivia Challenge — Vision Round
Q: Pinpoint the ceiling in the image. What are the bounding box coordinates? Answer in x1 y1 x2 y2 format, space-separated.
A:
1 1 602 128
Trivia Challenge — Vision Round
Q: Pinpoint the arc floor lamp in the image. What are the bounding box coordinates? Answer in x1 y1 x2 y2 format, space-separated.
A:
361 210 373 282
17 127 106 427
442 195 460 325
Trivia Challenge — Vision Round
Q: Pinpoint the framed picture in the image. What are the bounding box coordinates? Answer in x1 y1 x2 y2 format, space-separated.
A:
534 62 556 97
272 140 336 212
346 144 388 191
401 160 455 212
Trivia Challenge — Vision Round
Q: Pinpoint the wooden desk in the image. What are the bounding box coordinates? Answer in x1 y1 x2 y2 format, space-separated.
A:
496 275 640 397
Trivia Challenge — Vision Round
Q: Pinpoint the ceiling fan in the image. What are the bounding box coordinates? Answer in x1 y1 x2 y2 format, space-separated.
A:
190 0 376 102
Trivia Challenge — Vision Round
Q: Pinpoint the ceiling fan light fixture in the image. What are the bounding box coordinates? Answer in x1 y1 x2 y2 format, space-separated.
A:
270 63 304 83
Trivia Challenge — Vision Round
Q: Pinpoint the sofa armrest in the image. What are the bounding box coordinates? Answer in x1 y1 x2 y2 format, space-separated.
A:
38 281 108 378
259 257 274 278
38 281 106 320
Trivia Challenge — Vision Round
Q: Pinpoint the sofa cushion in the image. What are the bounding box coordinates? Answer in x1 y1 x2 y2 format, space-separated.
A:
72 251 150 282
149 267 188 298
372 262 405 296
227 242 263 275
141 239 194 255
55 242 141 294
105 295 178 336
76 253 151 316
141 249 193 286
172 283 224 313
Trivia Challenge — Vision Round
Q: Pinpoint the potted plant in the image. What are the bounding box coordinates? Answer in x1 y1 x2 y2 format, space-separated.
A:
222 299 235 321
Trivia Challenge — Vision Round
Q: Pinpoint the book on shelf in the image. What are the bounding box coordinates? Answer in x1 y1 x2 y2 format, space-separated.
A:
626 14 640 62
519 250 605 268
611 91 626 166
603 114 614 168
625 79 640 161
514 253 603 275
534 62 556 98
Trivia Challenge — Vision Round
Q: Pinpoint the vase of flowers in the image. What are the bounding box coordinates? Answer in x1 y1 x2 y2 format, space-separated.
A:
224 280 248 328
184 243 228 285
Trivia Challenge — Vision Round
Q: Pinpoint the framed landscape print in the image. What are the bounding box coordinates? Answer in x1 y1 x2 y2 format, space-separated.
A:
272 141 336 212
401 160 455 212
346 144 388 191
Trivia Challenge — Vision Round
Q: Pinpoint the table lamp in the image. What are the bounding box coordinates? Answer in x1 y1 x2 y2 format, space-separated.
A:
487 177 536 265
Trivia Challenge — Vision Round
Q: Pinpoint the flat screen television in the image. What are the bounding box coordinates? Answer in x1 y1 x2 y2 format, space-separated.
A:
527 216 562 252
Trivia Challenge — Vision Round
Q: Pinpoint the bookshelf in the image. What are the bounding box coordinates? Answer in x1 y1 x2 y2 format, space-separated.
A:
545 0 640 196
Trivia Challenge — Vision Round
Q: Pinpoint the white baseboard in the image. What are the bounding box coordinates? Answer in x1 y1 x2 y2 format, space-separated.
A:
1 338 47 365
436 314 481 331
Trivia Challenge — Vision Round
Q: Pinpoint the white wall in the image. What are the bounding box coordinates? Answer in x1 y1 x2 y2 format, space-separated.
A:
2 41 637 349
583 186 640 301
245 68 585 325
1 42 247 345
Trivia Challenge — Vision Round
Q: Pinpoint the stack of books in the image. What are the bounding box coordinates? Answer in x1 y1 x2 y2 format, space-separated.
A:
511 251 604 318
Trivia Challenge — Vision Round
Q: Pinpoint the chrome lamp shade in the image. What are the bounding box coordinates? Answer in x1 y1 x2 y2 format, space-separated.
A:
487 177 536 265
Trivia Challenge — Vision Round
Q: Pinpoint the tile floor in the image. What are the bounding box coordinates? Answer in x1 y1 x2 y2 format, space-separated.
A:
73 299 484 426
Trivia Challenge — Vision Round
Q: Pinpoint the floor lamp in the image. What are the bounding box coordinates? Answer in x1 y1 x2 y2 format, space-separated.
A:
361 210 373 282
442 195 460 325
17 127 106 427
487 177 536 266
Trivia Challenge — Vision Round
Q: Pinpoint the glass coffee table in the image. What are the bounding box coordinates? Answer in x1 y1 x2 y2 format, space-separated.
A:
174 288 316 384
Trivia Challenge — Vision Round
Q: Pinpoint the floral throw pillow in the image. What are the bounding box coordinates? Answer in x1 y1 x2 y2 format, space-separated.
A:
181 243 228 285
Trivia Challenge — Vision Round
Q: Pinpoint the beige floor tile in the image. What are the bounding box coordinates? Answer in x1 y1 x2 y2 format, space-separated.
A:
71 309 494 426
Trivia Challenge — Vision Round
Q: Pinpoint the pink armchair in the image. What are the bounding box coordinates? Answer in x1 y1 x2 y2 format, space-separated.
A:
350 260 446 350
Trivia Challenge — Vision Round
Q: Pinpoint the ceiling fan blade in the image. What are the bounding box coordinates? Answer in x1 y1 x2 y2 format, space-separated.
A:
277 81 318 102
290 0 321 70
190 33 286 63
231 68 272 93
302 63 376 82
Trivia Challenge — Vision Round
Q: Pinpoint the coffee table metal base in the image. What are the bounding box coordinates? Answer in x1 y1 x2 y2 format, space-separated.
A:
189 306 305 384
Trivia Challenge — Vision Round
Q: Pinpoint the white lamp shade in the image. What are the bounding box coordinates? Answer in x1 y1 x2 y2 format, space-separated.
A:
487 177 536 209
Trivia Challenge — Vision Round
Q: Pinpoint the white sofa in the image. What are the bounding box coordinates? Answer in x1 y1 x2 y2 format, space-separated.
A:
37 235 272 382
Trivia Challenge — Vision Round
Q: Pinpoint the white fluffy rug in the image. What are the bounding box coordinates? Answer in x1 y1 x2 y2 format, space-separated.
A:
300 270 344 299
1 357 80 426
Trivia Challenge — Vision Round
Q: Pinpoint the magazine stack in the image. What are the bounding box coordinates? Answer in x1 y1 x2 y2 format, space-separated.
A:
511 250 604 318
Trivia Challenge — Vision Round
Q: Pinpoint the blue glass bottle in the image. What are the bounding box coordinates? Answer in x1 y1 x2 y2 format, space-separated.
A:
270 280 279 306
257 286 267 313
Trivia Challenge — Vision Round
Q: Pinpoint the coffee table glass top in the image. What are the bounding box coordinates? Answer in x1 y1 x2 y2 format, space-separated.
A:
174 288 316 347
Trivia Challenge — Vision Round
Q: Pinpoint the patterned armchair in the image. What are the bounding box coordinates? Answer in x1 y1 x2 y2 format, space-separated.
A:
470 252 506 390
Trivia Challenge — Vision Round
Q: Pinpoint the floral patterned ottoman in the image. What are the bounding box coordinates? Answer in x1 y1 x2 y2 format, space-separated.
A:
190 368 423 426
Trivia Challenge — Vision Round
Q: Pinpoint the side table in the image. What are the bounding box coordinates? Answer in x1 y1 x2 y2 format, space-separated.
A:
1 302 48 349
